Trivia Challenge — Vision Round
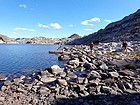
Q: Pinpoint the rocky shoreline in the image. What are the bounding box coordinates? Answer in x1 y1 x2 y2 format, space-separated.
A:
0 41 140 105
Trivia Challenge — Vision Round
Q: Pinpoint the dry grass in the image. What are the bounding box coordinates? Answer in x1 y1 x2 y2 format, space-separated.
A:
129 52 140 60
105 52 123 60
104 51 140 61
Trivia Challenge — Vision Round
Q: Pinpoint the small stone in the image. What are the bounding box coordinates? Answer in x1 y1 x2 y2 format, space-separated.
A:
0 97 5 101
84 78 88 84
96 86 101 94
17 88 28 94
20 75 26 80
57 79 68 86
13 78 23 84
78 84 86 91
41 77 56 83
119 70 135 76
40 70 47 77
83 63 97 70
109 72 119 78
55 95 66 99
117 80 126 91
58 72 66 77
124 89 137 94
90 70 101 78
38 87 50 95
1 86 7 91
99 63 108 70
123 81 133 89
68 59 79 66
89 81 99 87
67 72 77 78
3 80 11 86
58 55 70 61
100 73 108 80
77 77 85 84
101 86 112 93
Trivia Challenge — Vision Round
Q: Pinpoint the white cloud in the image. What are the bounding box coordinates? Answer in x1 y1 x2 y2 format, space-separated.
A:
12 32 16 34
91 17 100 22
42 33 47 35
38 24 49 28
14 27 36 32
81 21 88 25
69 24 73 27
84 28 93 31
19 4 27 8
38 23 62 29
81 17 100 26
105 19 112 23
88 24 94 26
50 23 61 29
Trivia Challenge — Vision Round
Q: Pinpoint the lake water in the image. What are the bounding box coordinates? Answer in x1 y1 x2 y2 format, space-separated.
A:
0 44 66 74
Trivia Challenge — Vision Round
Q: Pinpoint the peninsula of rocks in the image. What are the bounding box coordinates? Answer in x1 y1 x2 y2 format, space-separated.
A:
0 41 140 105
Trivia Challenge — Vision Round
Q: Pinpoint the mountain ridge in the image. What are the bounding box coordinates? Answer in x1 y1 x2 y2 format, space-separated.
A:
67 9 140 45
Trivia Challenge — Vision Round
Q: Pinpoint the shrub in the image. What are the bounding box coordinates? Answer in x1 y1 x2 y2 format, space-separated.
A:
124 63 138 70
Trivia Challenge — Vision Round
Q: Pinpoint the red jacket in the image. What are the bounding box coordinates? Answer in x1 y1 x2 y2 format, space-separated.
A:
90 42 94 47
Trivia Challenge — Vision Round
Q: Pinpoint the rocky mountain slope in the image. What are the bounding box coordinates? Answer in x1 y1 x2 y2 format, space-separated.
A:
68 33 81 39
16 35 81 44
67 9 140 45
0 34 16 43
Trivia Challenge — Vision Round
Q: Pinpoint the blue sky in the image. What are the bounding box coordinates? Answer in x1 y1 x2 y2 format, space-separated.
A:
0 0 140 38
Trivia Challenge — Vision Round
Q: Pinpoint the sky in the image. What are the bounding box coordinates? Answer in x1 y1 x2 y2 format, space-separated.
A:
0 0 140 38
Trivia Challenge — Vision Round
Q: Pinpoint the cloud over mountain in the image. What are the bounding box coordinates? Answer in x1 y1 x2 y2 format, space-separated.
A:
14 27 36 32
105 19 112 23
38 23 61 29
81 17 100 26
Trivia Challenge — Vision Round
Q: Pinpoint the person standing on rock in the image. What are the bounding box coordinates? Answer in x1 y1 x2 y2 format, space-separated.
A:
122 41 128 53
90 41 94 53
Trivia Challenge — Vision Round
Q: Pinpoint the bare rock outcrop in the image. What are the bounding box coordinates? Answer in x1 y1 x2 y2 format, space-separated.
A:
67 9 140 45
0 34 16 43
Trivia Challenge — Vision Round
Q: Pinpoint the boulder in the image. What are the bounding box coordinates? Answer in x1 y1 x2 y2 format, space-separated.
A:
83 63 97 70
101 86 112 94
118 70 135 76
3 80 11 86
49 65 63 75
117 80 126 91
58 72 66 77
58 55 70 61
41 77 56 83
90 70 101 78
108 72 119 78
77 77 85 84
68 59 79 66
57 79 68 86
67 72 77 78
38 87 50 95
99 63 108 70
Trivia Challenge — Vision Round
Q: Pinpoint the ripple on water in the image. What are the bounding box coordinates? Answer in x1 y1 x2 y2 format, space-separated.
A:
0 44 66 74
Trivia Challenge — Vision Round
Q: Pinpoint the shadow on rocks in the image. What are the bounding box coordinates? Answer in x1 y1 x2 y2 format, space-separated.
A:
54 93 140 105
